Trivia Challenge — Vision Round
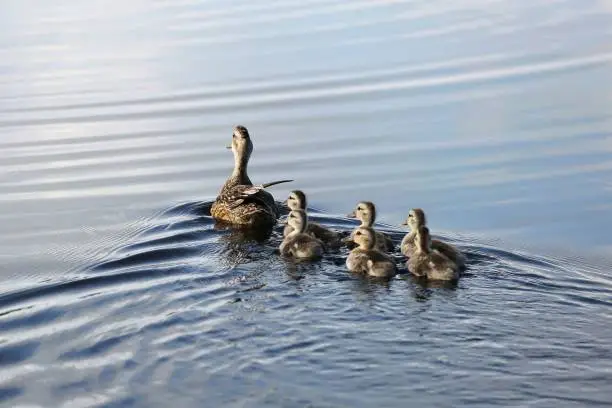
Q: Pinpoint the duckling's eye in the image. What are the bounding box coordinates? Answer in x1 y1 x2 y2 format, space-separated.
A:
355 231 362 236
357 207 362 211
408 214 413 218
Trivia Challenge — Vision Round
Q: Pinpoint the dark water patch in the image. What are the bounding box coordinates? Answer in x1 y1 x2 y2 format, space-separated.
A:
0 306 64 332
0 387 22 404
51 379 92 396
0 266 197 309
91 247 204 273
0 341 39 367
162 200 214 217
135 216 213 239
59 333 133 362
120 230 211 254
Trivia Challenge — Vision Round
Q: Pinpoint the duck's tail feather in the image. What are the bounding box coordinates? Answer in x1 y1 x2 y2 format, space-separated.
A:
261 179 293 188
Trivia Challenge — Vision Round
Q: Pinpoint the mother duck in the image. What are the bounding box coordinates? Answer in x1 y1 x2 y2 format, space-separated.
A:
211 125 292 227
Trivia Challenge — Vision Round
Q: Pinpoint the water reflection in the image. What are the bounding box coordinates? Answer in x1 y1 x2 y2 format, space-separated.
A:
348 275 393 302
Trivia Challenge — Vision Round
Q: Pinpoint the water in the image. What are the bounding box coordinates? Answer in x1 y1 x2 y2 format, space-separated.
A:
1 0 612 406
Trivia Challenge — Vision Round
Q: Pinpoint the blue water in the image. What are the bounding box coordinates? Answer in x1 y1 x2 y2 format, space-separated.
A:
1 0 612 406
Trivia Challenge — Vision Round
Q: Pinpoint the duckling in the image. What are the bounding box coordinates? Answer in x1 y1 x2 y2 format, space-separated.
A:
211 125 292 227
407 226 459 281
346 227 398 279
346 201 394 252
283 190 343 246
400 208 466 268
280 210 324 260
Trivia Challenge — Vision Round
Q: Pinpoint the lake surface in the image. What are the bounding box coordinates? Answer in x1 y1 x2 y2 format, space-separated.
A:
1 0 612 407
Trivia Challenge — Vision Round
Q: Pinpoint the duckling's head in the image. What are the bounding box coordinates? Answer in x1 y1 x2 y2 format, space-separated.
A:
415 225 432 253
285 190 307 211
286 209 308 234
347 201 376 227
230 125 254 163
353 226 376 250
402 208 426 230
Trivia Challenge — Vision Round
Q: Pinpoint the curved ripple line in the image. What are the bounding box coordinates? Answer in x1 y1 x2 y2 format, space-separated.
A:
2 145 214 173
150 0 343 20
0 179 208 202
0 125 214 149
2 135 182 160
90 247 204 273
1 162 211 191
164 5 473 45
118 228 212 255
1 53 517 115
0 266 198 309
169 0 414 30
2 52 610 128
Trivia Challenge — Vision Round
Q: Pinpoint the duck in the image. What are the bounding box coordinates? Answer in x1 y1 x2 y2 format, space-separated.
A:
407 226 459 281
211 125 293 227
400 208 466 268
346 201 394 252
283 190 343 247
346 226 398 279
279 209 324 260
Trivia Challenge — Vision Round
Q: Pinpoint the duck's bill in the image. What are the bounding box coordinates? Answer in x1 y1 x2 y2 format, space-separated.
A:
346 211 356 218
400 220 408 226
345 239 357 250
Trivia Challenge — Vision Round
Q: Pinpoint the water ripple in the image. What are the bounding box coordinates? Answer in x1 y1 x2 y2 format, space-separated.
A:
3 52 611 128
2 0 612 406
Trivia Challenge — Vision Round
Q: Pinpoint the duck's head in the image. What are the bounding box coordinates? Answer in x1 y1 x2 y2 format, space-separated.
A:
284 190 307 211
347 201 376 227
353 226 376 250
286 209 308 234
228 125 254 163
415 225 432 253
401 208 426 230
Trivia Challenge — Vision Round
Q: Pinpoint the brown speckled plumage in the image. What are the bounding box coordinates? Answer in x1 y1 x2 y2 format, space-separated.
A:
210 126 292 227
346 227 397 279
280 210 324 260
400 208 466 268
346 201 395 252
407 226 459 281
283 190 343 247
